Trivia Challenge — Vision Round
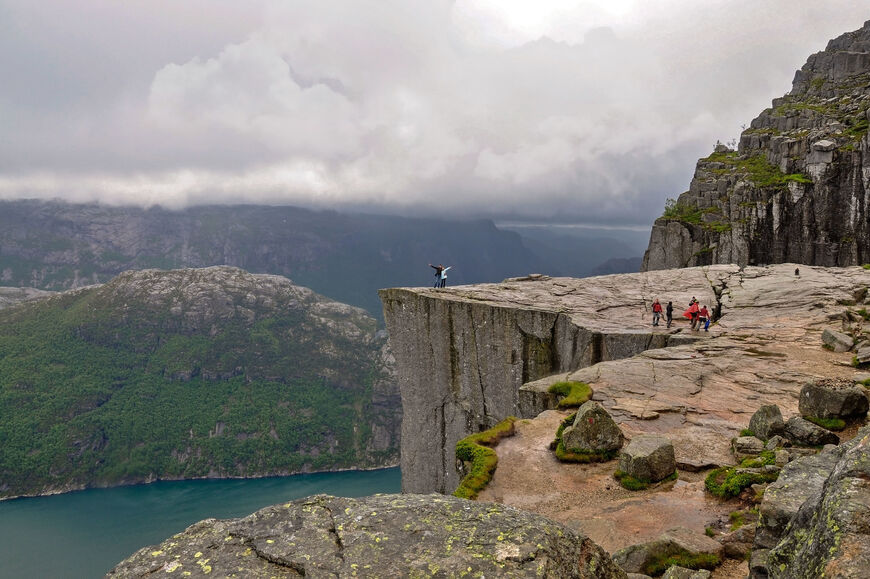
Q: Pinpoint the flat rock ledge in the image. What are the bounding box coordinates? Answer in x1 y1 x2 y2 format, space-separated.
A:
107 494 627 578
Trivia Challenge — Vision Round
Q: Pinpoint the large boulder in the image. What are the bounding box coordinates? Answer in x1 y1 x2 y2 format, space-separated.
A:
562 401 624 455
821 328 853 352
749 405 785 439
855 343 870 365
766 426 870 578
798 378 869 420
754 450 841 550
618 435 677 483
107 494 627 578
783 416 839 447
612 527 721 575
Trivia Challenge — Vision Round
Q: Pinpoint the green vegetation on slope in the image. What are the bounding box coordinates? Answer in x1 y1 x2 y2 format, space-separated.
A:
453 417 517 500
0 270 397 498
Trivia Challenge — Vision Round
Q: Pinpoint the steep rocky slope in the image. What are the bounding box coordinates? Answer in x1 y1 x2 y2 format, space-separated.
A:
0 267 399 499
644 21 870 270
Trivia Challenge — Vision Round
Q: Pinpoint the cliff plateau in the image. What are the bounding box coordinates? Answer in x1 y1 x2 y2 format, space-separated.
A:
380 264 869 495
644 21 870 270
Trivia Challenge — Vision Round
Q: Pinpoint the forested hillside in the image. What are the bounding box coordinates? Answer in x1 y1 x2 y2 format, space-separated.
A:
0 267 399 499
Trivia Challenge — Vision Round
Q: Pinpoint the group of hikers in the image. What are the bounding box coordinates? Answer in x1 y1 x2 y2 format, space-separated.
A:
429 263 452 288
651 297 711 331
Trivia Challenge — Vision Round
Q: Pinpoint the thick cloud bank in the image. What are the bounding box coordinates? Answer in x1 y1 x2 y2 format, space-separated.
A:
0 0 866 224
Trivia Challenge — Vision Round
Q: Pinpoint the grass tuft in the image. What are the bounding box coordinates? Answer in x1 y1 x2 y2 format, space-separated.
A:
805 416 846 431
453 416 517 500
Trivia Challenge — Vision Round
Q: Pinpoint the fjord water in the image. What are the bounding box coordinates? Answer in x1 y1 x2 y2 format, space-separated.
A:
0 467 400 578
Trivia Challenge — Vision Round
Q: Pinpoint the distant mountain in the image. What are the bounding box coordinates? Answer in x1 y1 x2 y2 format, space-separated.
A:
0 267 399 499
0 200 558 319
501 225 646 277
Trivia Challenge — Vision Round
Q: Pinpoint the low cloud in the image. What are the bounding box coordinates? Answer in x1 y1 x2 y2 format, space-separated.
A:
0 0 867 224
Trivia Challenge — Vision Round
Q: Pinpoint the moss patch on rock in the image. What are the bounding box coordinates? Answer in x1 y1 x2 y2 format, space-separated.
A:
645 551 721 576
804 416 846 431
550 411 618 463
547 380 592 409
614 469 677 491
453 416 517 500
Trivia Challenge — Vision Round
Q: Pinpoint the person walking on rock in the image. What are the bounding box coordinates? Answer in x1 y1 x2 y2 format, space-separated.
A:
429 263 444 288
439 265 452 288
666 301 673 328
652 299 663 326
699 304 711 331
684 299 700 330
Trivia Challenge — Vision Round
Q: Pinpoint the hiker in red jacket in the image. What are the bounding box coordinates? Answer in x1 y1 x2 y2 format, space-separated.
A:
652 299 663 326
683 299 700 330
699 305 711 331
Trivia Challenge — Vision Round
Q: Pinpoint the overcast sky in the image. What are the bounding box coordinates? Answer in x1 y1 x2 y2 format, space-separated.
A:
0 1 867 226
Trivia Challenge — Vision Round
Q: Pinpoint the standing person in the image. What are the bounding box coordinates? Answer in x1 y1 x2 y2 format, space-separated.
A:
699 305 711 331
429 263 443 288
666 301 673 328
440 265 452 288
684 299 700 330
652 299 663 326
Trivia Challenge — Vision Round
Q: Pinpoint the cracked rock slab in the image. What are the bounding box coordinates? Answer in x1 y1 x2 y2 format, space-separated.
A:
107 494 628 578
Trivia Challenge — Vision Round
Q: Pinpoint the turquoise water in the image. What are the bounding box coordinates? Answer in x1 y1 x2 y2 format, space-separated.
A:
0 468 400 578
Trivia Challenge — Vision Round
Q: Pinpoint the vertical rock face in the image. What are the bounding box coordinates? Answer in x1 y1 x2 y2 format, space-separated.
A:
644 20 870 271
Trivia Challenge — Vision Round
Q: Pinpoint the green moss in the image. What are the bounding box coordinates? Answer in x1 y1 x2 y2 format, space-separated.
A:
453 416 517 500
862 264 870 270
705 526 716 538
705 463 779 498
547 381 592 409
662 198 704 224
613 469 677 491
739 428 755 437
644 552 721 576
805 416 846 431
729 510 746 531
856 308 870 321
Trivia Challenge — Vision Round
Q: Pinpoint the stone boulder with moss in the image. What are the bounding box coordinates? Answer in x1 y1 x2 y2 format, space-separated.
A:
107 494 628 578
561 401 623 456
798 378 869 421
749 404 786 440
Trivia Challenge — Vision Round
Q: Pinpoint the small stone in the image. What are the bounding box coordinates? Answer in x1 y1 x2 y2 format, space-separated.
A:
618 435 677 483
765 435 789 450
821 328 854 352
732 436 765 459
774 450 790 466
662 566 711 579
749 405 785 439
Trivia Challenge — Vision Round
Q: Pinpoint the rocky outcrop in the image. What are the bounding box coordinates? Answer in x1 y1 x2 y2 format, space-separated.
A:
107 493 627 578
754 426 870 578
381 263 870 494
644 21 870 271
0 286 54 310
612 527 722 576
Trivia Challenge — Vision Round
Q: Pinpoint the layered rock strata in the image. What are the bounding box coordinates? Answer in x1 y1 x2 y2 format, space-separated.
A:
644 21 870 271
380 263 869 493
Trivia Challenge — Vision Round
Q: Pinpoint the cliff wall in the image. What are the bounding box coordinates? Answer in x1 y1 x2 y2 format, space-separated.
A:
644 21 870 271
380 268 725 493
